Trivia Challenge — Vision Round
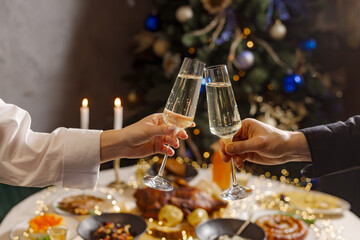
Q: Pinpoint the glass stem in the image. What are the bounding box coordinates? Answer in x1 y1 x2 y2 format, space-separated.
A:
158 154 168 177
231 157 238 187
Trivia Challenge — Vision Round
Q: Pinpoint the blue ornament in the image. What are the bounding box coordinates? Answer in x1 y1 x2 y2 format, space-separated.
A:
216 8 236 46
236 50 255 70
299 38 317 51
200 77 206 94
145 14 159 32
283 74 303 93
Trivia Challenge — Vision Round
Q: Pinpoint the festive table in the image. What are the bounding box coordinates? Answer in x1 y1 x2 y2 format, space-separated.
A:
1 165 359 240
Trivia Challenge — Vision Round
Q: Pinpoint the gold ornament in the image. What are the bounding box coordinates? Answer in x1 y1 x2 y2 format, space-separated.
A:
131 31 157 53
163 52 181 78
269 20 287 41
153 39 171 57
176 6 193 23
201 0 232 14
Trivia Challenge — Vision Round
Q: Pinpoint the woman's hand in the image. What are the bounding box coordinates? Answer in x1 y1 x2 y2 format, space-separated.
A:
100 113 190 162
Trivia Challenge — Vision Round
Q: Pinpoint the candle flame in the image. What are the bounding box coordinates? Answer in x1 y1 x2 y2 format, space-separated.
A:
114 97 121 107
82 98 88 107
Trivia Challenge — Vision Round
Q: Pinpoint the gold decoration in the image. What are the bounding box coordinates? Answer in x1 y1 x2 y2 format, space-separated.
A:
201 0 232 14
249 94 307 131
163 52 181 78
131 31 157 53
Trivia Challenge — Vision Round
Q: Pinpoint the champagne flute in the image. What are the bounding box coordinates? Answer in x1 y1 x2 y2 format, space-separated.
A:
205 64 253 200
142 57 206 191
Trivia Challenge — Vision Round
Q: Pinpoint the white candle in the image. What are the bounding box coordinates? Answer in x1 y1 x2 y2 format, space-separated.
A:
114 97 123 129
80 98 89 129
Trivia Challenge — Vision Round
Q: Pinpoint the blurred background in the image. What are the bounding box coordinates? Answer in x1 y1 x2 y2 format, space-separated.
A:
0 0 360 221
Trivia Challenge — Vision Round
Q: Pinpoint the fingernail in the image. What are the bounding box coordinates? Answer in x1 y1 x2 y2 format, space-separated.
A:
168 125 176 131
226 144 234 153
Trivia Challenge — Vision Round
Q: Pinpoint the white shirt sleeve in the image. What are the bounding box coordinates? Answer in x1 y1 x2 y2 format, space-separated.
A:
0 98 102 189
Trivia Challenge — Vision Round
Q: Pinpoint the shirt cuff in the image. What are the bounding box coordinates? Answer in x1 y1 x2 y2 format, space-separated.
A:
62 128 102 189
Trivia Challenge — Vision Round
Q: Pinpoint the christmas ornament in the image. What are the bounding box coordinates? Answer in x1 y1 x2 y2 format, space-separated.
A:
200 77 206 94
299 38 317 51
145 14 159 32
269 20 287 40
176 6 193 23
235 50 255 70
216 8 236 46
201 0 232 14
283 73 303 93
266 0 290 28
131 31 157 53
163 52 181 78
153 39 170 57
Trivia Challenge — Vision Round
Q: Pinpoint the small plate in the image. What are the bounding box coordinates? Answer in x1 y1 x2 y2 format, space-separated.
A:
195 218 266 240
9 216 78 240
259 190 350 216
77 213 147 240
52 189 116 216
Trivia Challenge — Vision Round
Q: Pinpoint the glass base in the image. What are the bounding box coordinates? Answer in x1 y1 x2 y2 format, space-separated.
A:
220 186 253 201
142 175 174 191
107 180 128 190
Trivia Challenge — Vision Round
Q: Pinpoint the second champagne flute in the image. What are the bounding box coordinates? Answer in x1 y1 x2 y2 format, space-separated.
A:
205 64 253 200
142 57 206 191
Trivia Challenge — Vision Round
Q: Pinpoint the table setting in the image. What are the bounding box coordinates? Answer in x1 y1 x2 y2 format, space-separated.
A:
1 159 359 240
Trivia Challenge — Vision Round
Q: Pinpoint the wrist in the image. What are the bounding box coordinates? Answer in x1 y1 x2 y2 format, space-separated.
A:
286 131 312 162
100 129 126 162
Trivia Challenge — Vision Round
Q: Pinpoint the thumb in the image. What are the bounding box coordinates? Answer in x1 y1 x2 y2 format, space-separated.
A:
146 124 176 137
225 138 260 155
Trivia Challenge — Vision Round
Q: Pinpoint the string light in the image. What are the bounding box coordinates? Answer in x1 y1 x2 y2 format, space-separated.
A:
239 70 246 77
247 40 254 48
243 27 251 35
233 75 240 81
193 128 200 135
188 47 196 54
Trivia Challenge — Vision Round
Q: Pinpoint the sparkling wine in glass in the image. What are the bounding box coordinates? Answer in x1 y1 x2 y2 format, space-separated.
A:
142 57 206 191
206 64 253 200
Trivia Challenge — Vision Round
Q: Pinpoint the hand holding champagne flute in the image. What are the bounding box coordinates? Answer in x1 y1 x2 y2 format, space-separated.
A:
205 65 253 200
142 57 206 191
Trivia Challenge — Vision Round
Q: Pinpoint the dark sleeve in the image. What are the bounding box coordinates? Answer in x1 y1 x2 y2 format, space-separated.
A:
299 115 360 178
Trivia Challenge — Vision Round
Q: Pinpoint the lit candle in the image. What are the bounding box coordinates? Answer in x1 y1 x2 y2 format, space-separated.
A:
80 98 89 129
114 97 123 129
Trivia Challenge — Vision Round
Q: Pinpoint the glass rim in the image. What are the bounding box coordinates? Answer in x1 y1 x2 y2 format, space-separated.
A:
205 64 227 70
183 57 206 66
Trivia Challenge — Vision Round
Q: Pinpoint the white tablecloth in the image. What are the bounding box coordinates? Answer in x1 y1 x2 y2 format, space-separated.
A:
1 165 359 240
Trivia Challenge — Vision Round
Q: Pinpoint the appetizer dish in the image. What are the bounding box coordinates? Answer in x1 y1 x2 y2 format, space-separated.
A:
255 214 308 240
28 213 66 240
77 213 147 240
55 193 113 215
93 222 134 240
258 190 350 215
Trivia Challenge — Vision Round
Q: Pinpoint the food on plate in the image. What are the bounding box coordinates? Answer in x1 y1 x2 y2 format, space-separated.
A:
187 208 209 227
281 191 339 210
93 222 134 240
134 179 227 218
57 194 113 215
134 179 228 238
28 213 66 240
255 214 308 240
158 205 184 227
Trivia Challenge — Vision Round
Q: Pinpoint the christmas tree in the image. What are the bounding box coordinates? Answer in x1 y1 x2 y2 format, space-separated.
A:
124 0 342 174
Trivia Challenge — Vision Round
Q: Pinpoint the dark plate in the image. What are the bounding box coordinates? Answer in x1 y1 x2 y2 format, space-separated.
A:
196 218 266 240
77 213 147 240
148 160 198 182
